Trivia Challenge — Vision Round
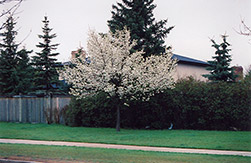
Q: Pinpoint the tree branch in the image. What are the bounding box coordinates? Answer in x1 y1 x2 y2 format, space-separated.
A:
237 19 251 36
0 0 22 5
0 0 23 17
0 0 23 30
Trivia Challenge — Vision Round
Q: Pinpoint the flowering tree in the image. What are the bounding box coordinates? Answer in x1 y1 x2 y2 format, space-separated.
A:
59 29 177 131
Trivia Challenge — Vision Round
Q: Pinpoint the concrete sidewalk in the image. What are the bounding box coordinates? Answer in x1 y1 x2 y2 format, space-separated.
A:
0 159 40 163
0 139 250 157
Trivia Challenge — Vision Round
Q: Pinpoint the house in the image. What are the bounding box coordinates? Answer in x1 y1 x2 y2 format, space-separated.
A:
172 54 244 82
71 47 87 59
64 50 210 81
172 54 210 81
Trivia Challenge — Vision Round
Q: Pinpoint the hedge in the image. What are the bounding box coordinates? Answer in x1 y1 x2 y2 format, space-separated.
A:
64 77 251 131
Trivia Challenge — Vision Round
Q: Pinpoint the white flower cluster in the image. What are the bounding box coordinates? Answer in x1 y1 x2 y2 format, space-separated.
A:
59 28 177 101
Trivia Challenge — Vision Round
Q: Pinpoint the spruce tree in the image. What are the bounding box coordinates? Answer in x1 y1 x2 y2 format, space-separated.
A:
16 48 34 94
32 16 61 95
0 16 19 95
203 35 236 82
0 15 33 95
0 16 18 95
108 0 174 58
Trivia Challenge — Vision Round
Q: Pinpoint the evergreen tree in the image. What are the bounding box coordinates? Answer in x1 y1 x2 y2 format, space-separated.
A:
203 35 236 82
108 0 174 58
0 15 19 95
0 15 33 95
15 48 34 94
32 16 61 95
0 16 18 95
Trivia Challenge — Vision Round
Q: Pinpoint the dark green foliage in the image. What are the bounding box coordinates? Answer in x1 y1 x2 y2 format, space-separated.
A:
65 77 251 131
0 16 19 95
203 35 236 82
0 15 33 95
245 65 251 84
108 0 174 58
64 92 116 127
121 90 175 129
173 78 250 130
32 16 61 95
15 48 34 94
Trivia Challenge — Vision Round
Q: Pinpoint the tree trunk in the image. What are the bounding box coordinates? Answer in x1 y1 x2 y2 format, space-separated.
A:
116 104 121 132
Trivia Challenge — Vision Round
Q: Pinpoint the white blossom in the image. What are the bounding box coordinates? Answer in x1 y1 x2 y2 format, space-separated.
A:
59 28 177 101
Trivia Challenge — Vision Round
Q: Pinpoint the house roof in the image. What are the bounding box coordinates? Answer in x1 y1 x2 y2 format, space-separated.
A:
62 54 209 67
172 54 209 66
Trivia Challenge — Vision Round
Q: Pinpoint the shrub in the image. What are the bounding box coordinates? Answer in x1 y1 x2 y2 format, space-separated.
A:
64 97 83 126
172 77 251 130
64 77 251 130
64 92 116 127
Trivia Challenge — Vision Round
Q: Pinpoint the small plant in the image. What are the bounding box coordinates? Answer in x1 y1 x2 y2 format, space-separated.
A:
44 106 66 124
44 107 53 124
53 107 61 124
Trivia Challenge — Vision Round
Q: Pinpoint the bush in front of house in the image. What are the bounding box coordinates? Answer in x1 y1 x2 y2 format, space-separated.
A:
64 77 251 130
64 92 117 127
172 77 251 130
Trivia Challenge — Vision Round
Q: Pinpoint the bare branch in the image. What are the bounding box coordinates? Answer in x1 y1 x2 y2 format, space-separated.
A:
0 0 22 5
0 0 23 30
236 19 251 36
19 29 32 45
0 0 22 16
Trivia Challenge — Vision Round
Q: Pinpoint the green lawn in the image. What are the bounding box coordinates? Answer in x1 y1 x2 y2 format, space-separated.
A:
0 122 250 151
0 143 250 163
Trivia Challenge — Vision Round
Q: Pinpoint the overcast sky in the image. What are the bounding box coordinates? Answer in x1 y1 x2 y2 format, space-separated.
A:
1 0 251 70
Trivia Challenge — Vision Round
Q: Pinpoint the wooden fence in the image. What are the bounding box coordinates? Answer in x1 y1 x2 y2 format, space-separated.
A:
0 96 71 124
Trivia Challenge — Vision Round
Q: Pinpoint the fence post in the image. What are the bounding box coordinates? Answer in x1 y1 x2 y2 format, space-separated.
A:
45 94 53 124
50 94 53 123
19 96 22 122
6 99 9 122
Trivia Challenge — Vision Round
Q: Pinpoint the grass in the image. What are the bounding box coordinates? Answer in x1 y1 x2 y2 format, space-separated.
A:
0 143 250 163
0 122 251 151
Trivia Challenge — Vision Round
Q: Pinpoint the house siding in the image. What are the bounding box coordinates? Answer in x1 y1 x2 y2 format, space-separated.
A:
174 63 209 81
